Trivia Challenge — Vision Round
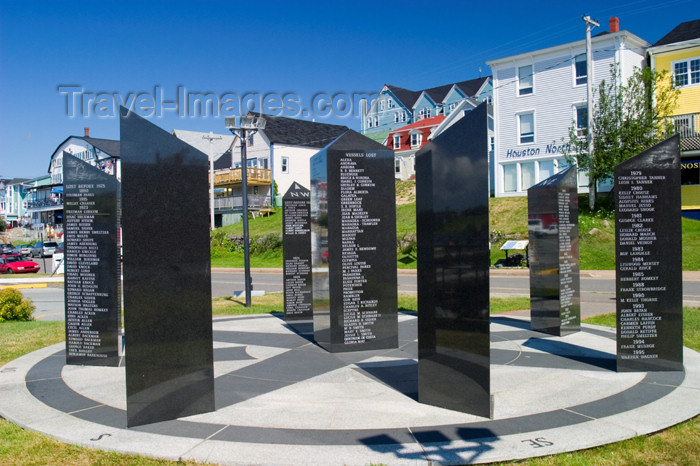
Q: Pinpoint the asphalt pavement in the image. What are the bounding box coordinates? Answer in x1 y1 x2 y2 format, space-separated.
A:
3 268 700 321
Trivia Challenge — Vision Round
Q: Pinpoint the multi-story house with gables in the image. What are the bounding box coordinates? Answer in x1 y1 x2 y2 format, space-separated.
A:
31 127 120 230
487 17 649 197
647 18 700 220
386 115 446 180
361 77 492 144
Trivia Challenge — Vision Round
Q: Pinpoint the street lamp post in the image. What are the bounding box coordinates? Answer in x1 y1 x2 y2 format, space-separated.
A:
225 115 266 307
203 132 222 230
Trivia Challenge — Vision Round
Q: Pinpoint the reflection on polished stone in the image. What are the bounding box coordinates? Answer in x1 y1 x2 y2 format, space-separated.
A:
63 153 121 366
416 103 491 417
615 135 683 372
283 182 313 323
310 130 398 353
120 108 215 427
528 166 581 336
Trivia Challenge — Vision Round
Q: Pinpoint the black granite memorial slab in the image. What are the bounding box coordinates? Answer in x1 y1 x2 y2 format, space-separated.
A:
415 102 491 417
283 182 313 322
615 135 683 372
63 153 121 366
120 108 215 427
527 166 581 336
310 130 398 353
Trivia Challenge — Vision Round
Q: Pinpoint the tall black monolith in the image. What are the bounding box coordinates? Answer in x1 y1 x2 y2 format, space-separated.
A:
527 166 581 336
310 130 398 353
416 102 491 417
120 108 215 427
63 153 121 366
615 135 683 372
283 182 312 322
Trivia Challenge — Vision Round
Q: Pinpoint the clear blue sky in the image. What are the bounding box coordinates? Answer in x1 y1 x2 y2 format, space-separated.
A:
1 0 697 179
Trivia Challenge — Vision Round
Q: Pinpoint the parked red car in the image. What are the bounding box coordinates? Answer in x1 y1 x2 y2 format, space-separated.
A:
0 254 40 274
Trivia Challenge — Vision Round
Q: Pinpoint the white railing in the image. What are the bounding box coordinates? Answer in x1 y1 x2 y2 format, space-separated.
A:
669 112 700 138
214 195 271 211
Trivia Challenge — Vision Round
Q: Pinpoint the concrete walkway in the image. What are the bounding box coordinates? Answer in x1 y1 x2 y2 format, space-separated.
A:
1 313 699 465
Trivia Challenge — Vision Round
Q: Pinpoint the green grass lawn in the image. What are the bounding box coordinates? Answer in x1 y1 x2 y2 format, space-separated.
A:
212 193 700 271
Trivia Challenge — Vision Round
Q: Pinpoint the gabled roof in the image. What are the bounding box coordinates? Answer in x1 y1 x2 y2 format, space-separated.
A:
83 137 120 157
654 19 700 46
389 116 446 134
384 77 491 110
48 135 120 172
250 113 349 148
384 85 422 109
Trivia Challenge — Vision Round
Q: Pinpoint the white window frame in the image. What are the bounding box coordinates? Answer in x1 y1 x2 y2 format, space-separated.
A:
395 157 401 174
400 111 406 122
672 56 700 88
418 108 431 120
380 100 385 110
518 112 535 144
574 54 587 86
574 103 587 137
281 156 289 174
374 116 379 127
518 64 533 95
387 98 394 108
393 134 401 150
503 164 518 193
410 131 422 148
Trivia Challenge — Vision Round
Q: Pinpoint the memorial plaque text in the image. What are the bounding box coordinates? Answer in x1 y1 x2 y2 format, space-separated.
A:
311 130 398 352
63 153 121 366
283 182 312 321
615 135 683 372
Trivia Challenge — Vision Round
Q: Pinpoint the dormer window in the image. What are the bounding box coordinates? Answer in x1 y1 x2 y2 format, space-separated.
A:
418 108 431 120
393 134 401 149
410 131 422 148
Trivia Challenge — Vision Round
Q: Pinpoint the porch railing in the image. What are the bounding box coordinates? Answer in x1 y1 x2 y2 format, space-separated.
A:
213 168 272 186
214 194 271 211
668 112 700 138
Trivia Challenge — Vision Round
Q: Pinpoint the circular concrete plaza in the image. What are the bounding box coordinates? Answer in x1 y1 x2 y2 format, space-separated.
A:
1 313 699 465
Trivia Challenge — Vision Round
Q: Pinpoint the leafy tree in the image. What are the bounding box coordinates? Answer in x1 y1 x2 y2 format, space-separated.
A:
564 65 679 209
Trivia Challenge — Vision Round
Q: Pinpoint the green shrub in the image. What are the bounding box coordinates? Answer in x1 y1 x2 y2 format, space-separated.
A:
0 289 35 322
250 234 283 254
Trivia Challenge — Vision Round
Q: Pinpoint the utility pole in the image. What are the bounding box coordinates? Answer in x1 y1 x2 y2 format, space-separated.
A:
203 132 222 230
583 15 599 210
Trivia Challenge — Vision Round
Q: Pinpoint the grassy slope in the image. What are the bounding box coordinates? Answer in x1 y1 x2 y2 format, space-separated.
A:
218 193 700 271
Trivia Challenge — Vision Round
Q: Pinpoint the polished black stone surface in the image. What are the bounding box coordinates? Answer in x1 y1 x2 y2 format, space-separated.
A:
63 153 121 366
415 103 491 417
527 166 581 336
615 135 683 372
120 108 215 427
310 130 398 353
283 182 313 322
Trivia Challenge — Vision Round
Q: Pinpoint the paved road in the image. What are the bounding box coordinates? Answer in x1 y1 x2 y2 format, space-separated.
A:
16 269 700 321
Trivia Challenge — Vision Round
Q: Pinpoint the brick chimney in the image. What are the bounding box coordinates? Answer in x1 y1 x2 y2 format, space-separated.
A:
84 127 90 137
610 17 619 33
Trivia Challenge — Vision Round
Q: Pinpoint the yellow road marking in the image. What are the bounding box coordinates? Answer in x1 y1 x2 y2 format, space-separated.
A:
0 283 48 290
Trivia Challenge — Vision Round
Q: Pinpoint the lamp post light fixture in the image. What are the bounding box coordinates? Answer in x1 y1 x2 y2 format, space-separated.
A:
225 115 266 307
